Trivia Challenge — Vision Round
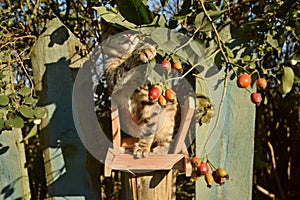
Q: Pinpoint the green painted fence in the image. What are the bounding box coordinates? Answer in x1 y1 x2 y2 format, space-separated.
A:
0 129 31 199
0 53 31 199
30 18 99 199
196 72 255 200
29 17 255 200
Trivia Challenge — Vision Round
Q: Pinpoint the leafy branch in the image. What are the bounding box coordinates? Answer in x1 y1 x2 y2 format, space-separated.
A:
200 0 229 64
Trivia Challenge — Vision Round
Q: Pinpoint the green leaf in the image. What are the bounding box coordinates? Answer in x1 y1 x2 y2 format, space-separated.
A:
150 28 178 46
242 55 251 62
5 116 24 128
152 15 166 27
189 40 205 58
195 12 213 32
18 87 31 96
24 96 39 105
0 95 9 106
0 73 5 80
0 118 4 130
208 2 217 10
117 0 154 25
33 107 47 118
19 105 34 118
22 124 38 142
249 62 256 69
93 6 118 22
207 10 225 19
267 32 279 49
93 6 136 29
279 67 294 94
225 46 234 58
159 41 178 52
218 23 233 43
8 93 16 99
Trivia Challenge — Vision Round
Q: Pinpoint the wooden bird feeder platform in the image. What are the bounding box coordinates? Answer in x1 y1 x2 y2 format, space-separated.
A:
104 96 195 177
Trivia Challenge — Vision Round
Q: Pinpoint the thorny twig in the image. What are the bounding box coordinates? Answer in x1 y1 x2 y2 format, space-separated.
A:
196 1 232 155
13 50 35 96
202 67 229 153
8 51 15 93
200 0 229 63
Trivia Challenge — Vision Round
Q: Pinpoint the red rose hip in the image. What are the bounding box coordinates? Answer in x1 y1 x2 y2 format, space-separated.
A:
212 170 225 185
191 157 201 167
205 173 214 188
158 95 167 106
173 61 183 73
197 162 209 175
165 88 176 102
256 78 267 90
237 74 252 88
250 92 262 105
161 60 171 70
149 87 161 100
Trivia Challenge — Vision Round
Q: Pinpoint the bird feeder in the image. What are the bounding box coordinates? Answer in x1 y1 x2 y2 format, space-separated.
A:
104 96 195 177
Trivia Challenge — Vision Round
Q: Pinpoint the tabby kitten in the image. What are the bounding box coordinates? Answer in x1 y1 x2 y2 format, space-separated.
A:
102 35 177 158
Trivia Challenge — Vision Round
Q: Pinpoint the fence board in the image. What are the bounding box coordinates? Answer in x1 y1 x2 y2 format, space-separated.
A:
0 52 31 199
196 71 255 200
0 129 31 200
30 18 99 199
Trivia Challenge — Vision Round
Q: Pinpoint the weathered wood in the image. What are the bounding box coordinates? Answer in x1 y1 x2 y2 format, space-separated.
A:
108 94 195 199
105 97 194 175
0 53 31 199
195 70 255 199
0 129 31 199
172 97 195 154
30 18 99 199
121 170 177 200
107 149 185 171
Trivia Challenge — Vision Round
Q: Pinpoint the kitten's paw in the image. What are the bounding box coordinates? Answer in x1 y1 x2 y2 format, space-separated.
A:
119 147 126 154
152 145 170 154
133 145 150 158
135 44 156 63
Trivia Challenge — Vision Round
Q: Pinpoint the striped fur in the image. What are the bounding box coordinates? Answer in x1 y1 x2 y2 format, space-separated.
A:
103 42 177 158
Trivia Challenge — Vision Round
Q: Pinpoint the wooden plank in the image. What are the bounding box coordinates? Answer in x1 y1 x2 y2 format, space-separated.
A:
104 148 115 177
172 96 195 154
0 129 31 200
111 153 184 171
30 18 99 199
111 109 121 148
195 71 255 199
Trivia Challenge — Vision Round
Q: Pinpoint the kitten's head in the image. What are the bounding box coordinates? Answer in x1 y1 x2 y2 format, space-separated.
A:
101 33 140 58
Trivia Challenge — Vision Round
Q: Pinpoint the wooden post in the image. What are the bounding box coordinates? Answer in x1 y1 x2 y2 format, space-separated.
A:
30 18 99 199
121 170 177 200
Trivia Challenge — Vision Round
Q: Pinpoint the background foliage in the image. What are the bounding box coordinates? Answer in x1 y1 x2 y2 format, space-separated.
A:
0 0 299 199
